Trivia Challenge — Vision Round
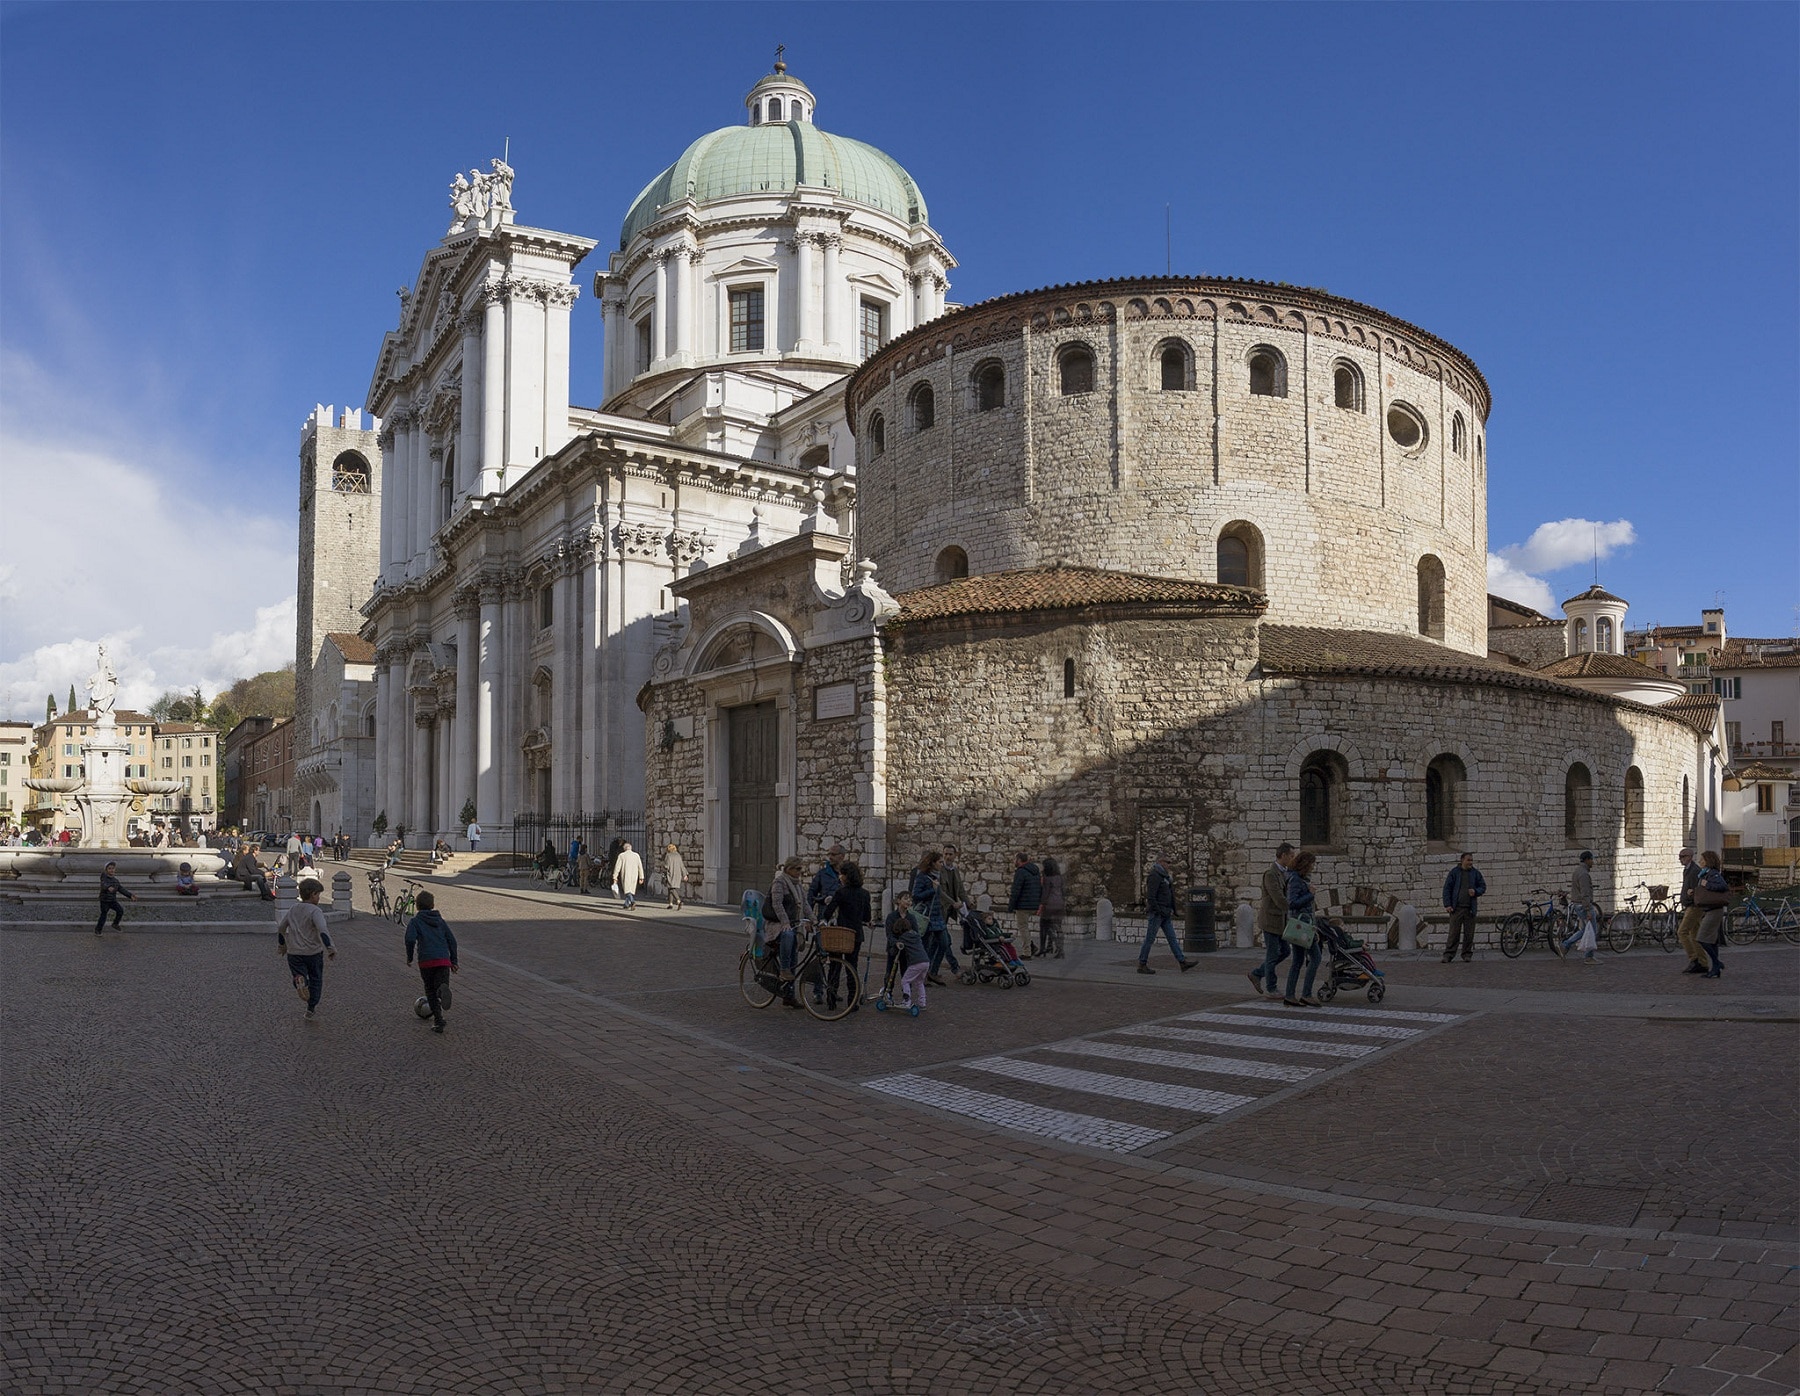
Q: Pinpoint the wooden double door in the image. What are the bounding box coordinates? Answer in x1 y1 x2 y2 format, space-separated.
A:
726 701 779 901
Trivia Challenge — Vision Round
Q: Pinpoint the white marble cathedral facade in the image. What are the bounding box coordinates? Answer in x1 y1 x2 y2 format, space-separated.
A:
350 64 952 839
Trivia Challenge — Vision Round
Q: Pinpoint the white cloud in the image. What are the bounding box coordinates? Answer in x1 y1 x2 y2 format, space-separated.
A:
0 360 299 721
1486 517 1636 617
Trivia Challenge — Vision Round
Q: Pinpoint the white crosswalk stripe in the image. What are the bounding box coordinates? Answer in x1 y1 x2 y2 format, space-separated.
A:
1181 1010 1419 1040
865 1073 1170 1151
863 1000 1467 1155
966 1056 1256 1114
1046 1038 1318 1082
1232 1002 1460 1024
1117 1024 1378 1058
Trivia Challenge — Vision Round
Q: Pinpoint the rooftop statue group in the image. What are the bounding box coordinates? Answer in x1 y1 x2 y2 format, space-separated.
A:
448 158 515 235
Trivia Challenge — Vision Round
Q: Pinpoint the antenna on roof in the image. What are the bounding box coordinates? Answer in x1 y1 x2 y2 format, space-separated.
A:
1592 525 1598 584
1166 204 1171 275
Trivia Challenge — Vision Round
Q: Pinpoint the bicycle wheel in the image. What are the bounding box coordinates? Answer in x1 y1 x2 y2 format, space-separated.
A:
1652 909 1677 952
1778 902 1800 944
1604 913 1636 955
739 949 779 1008
800 956 859 1022
1498 913 1530 958
1722 909 1758 947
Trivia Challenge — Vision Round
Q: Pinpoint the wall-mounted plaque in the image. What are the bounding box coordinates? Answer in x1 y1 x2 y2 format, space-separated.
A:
813 682 856 721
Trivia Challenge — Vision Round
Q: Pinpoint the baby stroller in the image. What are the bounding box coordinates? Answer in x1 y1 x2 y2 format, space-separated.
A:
1313 916 1386 1003
956 908 1031 989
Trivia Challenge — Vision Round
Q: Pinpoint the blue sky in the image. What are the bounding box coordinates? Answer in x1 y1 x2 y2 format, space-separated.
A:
1 1 1795 715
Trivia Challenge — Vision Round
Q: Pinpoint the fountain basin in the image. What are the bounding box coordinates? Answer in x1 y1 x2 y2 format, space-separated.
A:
0 848 229 884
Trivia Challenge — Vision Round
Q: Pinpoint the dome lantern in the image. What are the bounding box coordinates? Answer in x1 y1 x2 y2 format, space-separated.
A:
746 52 815 125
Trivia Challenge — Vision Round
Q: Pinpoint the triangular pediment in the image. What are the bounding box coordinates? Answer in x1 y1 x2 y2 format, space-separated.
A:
712 256 780 278
847 269 902 296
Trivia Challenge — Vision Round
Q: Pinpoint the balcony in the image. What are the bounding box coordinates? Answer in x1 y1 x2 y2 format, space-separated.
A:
1735 741 1794 760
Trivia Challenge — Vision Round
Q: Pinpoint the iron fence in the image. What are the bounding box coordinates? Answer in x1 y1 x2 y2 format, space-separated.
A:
510 810 649 874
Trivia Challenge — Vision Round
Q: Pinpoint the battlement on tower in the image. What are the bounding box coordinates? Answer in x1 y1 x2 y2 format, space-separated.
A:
303 404 381 445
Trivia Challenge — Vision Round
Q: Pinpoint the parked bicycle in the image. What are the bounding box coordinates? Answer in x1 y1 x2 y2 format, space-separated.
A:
1498 888 1571 958
366 869 392 919
1723 887 1800 946
738 921 860 1022
391 879 420 925
1611 881 1677 953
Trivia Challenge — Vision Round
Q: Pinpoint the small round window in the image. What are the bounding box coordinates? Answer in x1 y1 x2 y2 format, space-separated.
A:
1387 403 1426 451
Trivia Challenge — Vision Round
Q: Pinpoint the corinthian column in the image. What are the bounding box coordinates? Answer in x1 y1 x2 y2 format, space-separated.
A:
480 283 506 493
651 251 670 364
794 234 816 355
476 583 501 823
820 233 841 353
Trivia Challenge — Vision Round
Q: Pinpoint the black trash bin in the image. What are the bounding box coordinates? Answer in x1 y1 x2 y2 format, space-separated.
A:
1184 885 1217 953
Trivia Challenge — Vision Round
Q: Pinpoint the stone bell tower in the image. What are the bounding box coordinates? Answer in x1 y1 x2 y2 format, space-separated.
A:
295 406 383 762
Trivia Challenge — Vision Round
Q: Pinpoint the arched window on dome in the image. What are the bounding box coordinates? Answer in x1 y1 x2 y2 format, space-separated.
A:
1332 361 1363 412
1300 750 1348 849
908 382 935 432
1624 766 1645 847
1216 521 1264 590
972 360 1005 412
1157 340 1192 391
1248 346 1287 398
750 100 762 124
1426 754 1466 846
935 546 968 583
1596 617 1614 653
1572 618 1589 652
1565 763 1592 846
768 97 784 121
1058 343 1094 396
1451 411 1468 457
1417 555 1446 640
867 411 885 458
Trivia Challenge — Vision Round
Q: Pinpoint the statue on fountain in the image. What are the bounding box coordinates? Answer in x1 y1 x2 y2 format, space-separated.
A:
88 645 118 721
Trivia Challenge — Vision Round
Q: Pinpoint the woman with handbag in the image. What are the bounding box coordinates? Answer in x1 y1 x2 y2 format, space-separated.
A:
1038 856 1066 959
1282 851 1325 1007
1693 850 1731 979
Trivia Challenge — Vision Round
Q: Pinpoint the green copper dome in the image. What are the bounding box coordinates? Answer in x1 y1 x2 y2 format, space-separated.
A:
619 120 929 250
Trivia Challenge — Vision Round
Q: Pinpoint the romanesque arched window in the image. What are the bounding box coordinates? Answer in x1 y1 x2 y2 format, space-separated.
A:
1565 763 1592 845
973 361 1005 412
1157 341 1192 391
1417 555 1446 640
1451 411 1468 457
1332 361 1363 412
1059 344 1094 396
1248 346 1287 398
1300 750 1348 848
1063 657 1076 698
868 411 885 457
909 382 935 432
935 546 968 583
1217 521 1264 590
331 452 371 494
1624 766 1645 847
1426 753 1466 844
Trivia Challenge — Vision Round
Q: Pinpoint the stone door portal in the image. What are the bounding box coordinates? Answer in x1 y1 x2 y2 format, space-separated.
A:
727 701 779 900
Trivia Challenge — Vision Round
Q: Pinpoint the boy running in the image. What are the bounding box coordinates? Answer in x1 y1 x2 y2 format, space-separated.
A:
276 880 335 1020
404 890 459 1034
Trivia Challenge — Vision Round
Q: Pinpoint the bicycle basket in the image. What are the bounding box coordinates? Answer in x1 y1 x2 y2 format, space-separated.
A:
817 925 856 955
1647 885 1669 900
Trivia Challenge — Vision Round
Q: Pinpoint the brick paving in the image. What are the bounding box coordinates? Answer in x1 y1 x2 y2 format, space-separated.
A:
2 883 1795 1395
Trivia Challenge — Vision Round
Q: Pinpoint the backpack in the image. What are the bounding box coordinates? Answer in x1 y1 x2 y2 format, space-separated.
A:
741 889 766 955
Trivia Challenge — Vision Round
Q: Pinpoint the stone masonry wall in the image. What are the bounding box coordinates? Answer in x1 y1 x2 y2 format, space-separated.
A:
853 283 1490 655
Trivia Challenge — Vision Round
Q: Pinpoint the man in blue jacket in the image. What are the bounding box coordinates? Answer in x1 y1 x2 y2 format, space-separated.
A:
1441 852 1486 963
404 890 459 1034
1138 853 1195 975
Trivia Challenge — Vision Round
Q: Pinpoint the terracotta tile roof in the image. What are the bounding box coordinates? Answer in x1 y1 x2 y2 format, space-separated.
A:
1561 583 1628 607
1487 593 1554 623
1661 693 1723 735
1732 762 1792 782
1537 652 1668 680
893 566 1265 624
326 632 377 664
1715 638 1800 670
153 722 214 735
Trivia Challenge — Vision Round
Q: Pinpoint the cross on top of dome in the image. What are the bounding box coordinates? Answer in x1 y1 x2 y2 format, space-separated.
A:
745 49 815 125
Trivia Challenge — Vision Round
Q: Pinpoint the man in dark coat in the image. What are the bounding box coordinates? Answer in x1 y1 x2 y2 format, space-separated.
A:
1137 853 1194 975
1006 852 1041 956
95 861 136 935
1440 852 1487 963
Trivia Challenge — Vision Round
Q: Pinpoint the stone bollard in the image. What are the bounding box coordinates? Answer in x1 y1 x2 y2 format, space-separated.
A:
274 875 296 924
1095 896 1114 942
330 870 353 922
1396 903 1419 952
1235 901 1256 949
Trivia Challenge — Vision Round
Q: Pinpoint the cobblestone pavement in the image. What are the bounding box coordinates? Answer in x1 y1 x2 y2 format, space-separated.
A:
3 884 1795 1395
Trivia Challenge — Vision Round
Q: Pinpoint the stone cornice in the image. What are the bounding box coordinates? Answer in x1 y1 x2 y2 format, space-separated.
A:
844 276 1493 422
